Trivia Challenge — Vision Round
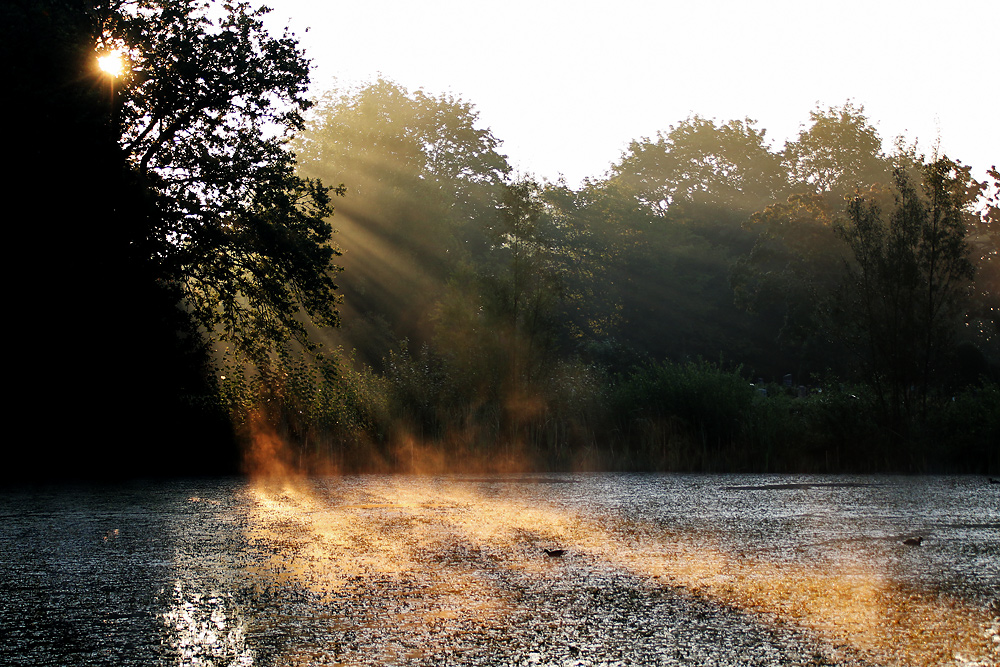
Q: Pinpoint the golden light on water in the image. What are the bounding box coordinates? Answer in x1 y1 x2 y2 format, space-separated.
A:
244 475 1000 667
235 424 999 665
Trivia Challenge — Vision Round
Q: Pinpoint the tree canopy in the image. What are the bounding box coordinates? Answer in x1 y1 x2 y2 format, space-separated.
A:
785 102 889 196
96 0 344 359
293 79 512 362
5 0 346 477
835 158 980 424
609 116 788 216
296 78 511 252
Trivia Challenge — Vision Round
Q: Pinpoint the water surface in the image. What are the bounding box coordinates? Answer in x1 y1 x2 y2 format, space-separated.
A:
2 474 997 666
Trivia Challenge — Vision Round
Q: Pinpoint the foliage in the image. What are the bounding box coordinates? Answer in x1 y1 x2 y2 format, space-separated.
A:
730 103 891 375
784 102 888 195
297 78 510 186
731 193 848 367
586 115 806 370
102 0 344 360
543 175 778 371
921 381 1000 472
295 78 510 257
539 179 650 348
610 116 788 216
272 95 997 473
7 5 998 477
293 78 512 363
3 0 352 478
483 180 567 375
219 346 393 468
383 340 450 438
835 158 980 425
606 360 758 469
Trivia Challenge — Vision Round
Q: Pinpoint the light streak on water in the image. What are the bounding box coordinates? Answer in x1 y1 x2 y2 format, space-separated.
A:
241 475 1000 667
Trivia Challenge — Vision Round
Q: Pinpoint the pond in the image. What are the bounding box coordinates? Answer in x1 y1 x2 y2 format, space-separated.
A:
1 474 997 666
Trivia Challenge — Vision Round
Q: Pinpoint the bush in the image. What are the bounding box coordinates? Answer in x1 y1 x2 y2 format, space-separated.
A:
921 380 1000 473
605 360 758 469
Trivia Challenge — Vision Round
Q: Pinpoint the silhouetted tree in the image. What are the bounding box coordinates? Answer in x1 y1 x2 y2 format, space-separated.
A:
731 103 891 377
835 158 979 433
102 0 343 361
3 0 342 479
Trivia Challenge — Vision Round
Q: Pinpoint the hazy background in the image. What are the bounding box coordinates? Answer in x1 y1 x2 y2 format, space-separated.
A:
264 0 999 186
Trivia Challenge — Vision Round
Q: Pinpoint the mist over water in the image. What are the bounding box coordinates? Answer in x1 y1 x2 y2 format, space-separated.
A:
2 475 997 666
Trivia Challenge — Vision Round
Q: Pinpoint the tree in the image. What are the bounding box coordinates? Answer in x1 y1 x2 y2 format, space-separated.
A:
784 102 889 196
99 0 344 360
610 116 788 216
731 193 848 370
3 0 343 478
538 178 649 352
487 180 566 378
293 79 512 363
729 104 892 377
296 78 511 254
588 118 791 368
422 179 569 446
835 157 979 430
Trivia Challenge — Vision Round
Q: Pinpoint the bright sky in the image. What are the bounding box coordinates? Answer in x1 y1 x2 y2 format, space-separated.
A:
264 0 998 187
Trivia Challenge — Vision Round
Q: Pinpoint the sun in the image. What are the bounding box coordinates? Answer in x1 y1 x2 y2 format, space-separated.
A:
97 50 126 78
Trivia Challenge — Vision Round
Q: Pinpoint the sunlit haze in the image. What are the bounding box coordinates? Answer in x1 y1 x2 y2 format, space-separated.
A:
264 0 998 187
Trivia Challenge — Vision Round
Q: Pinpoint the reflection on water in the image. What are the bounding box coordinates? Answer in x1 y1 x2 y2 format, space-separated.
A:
243 475 999 666
162 581 253 666
1 475 997 666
